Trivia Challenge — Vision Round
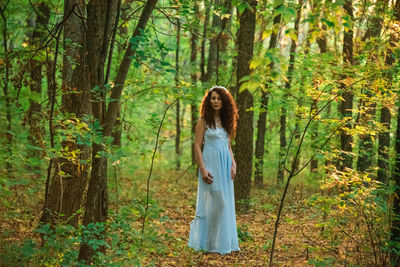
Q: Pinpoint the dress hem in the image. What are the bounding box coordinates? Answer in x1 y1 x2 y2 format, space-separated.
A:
187 244 240 255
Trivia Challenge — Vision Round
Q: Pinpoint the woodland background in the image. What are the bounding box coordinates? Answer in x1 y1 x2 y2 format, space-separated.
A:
0 0 400 266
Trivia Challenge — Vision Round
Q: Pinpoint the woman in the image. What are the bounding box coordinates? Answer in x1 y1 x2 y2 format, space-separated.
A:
188 86 240 254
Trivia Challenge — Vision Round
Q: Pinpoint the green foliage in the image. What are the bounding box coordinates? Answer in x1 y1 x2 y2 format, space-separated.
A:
0 198 166 266
306 170 396 265
237 224 254 243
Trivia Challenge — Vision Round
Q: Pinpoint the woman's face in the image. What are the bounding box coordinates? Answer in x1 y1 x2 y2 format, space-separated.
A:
210 91 223 111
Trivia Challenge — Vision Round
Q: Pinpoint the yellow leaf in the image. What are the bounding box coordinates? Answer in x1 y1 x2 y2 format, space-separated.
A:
262 30 272 40
221 14 231 19
249 58 263 69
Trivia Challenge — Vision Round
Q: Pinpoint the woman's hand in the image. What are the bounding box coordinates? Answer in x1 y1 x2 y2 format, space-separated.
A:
201 169 213 184
231 163 236 179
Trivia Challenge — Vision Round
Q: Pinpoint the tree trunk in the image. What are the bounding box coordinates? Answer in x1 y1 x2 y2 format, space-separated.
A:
190 3 198 166
337 0 354 172
294 40 310 172
391 105 400 266
356 2 385 174
79 0 157 262
175 17 181 170
0 4 13 176
311 1 328 173
255 0 281 187
234 0 257 213
203 0 221 83
40 0 91 228
277 1 301 184
78 0 118 262
200 1 210 82
26 3 50 173
389 2 400 264
378 1 398 183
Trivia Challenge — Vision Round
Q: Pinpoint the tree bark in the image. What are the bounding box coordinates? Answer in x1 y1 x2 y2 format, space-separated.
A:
41 0 90 228
311 0 328 173
337 0 354 172
255 0 281 187
378 1 398 183
356 1 385 174
234 0 257 213
79 0 157 262
0 3 13 176
389 2 400 264
175 17 181 170
203 0 221 83
26 2 50 172
190 3 198 166
78 0 118 262
277 2 301 184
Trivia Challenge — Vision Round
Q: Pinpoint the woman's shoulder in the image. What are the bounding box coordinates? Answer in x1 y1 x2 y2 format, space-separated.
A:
196 117 207 131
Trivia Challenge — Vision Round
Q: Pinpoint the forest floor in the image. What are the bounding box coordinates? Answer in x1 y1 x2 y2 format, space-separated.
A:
0 168 353 266
134 168 339 267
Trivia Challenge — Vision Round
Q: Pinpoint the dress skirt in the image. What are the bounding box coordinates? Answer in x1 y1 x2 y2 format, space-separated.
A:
188 127 240 254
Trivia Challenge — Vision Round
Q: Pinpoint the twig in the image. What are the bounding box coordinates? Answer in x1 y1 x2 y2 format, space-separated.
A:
140 99 178 246
44 23 63 209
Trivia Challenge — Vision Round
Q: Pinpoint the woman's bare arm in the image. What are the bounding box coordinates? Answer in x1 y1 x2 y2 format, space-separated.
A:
229 139 236 179
194 118 213 183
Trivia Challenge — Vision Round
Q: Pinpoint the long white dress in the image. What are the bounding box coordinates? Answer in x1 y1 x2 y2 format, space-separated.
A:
188 126 240 254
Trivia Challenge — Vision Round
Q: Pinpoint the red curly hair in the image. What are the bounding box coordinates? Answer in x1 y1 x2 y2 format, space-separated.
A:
200 87 238 137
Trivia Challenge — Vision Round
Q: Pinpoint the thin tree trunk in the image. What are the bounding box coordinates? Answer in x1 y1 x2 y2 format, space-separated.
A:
175 17 181 170
255 0 281 187
203 0 221 83
200 0 210 82
356 2 385 174
190 3 198 166
311 1 328 173
278 2 302 184
25 3 50 173
337 0 354 172
234 0 257 213
294 40 310 172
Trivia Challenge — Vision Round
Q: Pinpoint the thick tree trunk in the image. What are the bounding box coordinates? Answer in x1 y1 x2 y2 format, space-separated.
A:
40 0 91 227
234 0 257 213
337 0 354 172
0 5 12 175
78 0 118 262
391 106 400 266
378 1 397 183
26 3 50 172
255 1 281 187
389 2 400 264
79 0 157 262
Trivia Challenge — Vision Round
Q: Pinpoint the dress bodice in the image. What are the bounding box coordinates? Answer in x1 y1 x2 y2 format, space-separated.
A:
203 126 229 148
